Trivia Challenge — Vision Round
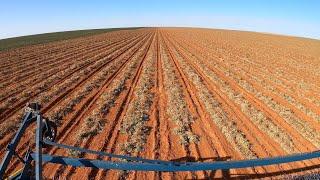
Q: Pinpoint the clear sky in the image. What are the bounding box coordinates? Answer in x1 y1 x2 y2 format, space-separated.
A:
1 0 319 39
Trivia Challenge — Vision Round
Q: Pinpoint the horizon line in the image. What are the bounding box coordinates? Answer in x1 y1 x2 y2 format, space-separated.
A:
0 26 319 41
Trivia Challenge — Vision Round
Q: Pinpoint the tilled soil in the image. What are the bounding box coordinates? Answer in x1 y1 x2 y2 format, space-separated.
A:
0 28 319 179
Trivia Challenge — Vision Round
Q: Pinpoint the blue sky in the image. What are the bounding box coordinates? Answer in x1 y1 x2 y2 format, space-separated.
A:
1 0 319 39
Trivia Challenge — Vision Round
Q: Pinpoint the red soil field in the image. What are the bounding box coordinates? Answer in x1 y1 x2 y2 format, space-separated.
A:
0 28 319 179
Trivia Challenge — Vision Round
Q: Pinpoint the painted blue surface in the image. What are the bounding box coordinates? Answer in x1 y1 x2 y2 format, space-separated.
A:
1 109 319 179
42 140 320 172
1 0 319 39
37 150 320 171
0 112 33 177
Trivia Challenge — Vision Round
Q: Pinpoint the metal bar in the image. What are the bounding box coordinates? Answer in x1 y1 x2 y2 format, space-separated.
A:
43 140 171 165
19 150 34 179
0 112 33 177
35 114 43 180
33 150 320 172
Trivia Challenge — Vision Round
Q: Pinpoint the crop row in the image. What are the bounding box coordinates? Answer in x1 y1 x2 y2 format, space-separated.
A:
0 31 139 82
70 35 153 156
238 58 320 107
1 58 90 105
0 41 103 94
167 35 297 154
0 34 144 117
219 53 320 122
0 29 140 67
0 34 150 139
165 38 257 158
120 38 156 154
212 51 320 123
34 34 145 106
196 30 320 90
215 53 320 124
0 33 140 94
47 35 149 127
171 34 320 149
170 31 320 107
198 47 320 147
2 35 152 174
201 34 320 107
250 73 320 122
160 41 199 146
1 43 102 84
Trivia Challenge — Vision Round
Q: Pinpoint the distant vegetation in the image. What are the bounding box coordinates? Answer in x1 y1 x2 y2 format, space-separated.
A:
0 27 143 51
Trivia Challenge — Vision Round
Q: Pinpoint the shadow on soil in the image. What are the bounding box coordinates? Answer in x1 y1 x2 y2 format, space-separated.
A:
172 156 320 179
171 156 232 179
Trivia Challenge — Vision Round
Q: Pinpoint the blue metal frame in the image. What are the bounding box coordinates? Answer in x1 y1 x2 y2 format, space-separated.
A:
1 110 320 179
0 111 35 177
35 114 43 180
36 150 320 171
19 149 33 179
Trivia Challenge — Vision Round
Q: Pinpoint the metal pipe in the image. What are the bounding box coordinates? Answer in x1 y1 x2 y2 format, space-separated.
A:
34 150 320 172
0 112 33 177
35 114 43 180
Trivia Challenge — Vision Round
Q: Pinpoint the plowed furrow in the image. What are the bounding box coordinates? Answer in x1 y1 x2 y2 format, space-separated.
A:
158 33 199 179
1 28 319 179
117 32 158 180
182 31 320 94
0 37 110 79
162 32 261 177
0 33 146 126
170 31 320 106
0 33 141 103
94 34 155 180
0 33 137 85
3 32 153 176
0 29 140 69
56 33 154 179
165 32 308 153
0 33 151 157
165 32 300 170
165 31 318 173
40 32 154 179
174 33 320 107
170 34 320 151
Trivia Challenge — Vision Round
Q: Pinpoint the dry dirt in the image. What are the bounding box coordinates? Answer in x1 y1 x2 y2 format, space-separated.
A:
0 28 320 179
